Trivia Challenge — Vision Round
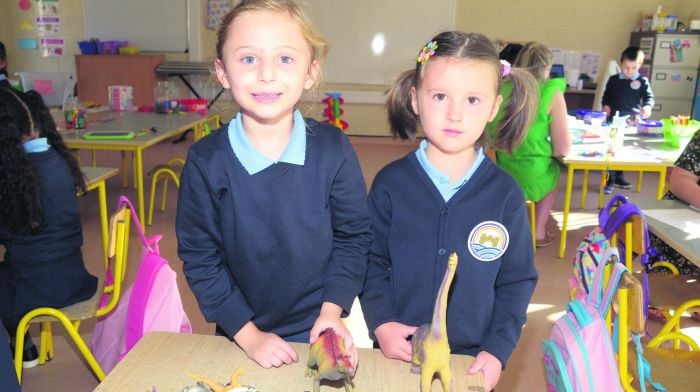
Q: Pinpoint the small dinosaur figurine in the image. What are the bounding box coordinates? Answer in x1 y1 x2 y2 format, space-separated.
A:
305 327 355 392
411 252 459 392
184 369 249 392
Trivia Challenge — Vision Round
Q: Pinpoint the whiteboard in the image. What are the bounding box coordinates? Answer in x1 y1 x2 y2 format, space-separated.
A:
306 0 455 85
83 0 188 53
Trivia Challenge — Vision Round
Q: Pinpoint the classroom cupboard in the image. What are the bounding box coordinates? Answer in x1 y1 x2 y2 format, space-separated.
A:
75 55 166 107
630 32 700 119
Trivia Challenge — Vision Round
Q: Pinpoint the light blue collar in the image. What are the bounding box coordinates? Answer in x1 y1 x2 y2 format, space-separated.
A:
0 74 7 82
23 137 50 153
228 109 307 175
415 139 484 201
618 72 640 81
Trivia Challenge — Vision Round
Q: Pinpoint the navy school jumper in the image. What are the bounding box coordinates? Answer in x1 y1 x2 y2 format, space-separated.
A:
176 119 372 340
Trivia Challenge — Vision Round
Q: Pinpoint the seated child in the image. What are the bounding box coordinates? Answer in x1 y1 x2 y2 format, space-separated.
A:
0 88 97 369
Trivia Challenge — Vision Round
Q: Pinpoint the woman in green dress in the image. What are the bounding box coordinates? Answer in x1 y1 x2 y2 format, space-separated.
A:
488 42 571 247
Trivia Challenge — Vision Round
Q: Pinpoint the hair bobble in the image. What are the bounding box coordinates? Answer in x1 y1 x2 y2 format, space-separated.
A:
417 41 438 63
500 59 511 78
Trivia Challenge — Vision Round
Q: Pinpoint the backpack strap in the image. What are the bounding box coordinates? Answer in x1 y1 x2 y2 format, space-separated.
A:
588 259 627 315
117 195 152 251
599 194 629 229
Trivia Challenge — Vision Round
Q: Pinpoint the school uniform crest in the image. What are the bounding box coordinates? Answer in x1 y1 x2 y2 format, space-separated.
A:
467 221 509 261
630 80 641 90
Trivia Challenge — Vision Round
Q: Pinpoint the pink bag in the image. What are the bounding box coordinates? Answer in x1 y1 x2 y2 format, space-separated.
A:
90 196 192 374
542 256 624 392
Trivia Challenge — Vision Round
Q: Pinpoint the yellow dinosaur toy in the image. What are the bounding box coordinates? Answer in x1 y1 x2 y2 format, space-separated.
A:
184 369 246 392
411 252 459 391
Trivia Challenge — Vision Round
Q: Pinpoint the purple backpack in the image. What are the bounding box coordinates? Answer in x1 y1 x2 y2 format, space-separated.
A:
90 196 192 374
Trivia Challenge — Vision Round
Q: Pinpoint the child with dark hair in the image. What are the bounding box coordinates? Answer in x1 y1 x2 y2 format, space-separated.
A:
0 88 97 369
360 31 539 391
0 41 10 89
602 46 655 193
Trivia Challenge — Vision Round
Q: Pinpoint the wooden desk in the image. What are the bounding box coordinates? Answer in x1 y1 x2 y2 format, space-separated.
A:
95 332 485 391
62 111 215 225
82 166 119 265
627 196 700 267
558 134 686 258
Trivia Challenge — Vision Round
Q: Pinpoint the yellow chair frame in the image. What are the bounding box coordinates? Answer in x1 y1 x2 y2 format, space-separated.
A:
13 204 132 383
146 114 221 225
611 209 700 391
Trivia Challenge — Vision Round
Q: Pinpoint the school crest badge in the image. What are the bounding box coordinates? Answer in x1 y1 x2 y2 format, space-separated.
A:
467 221 509 261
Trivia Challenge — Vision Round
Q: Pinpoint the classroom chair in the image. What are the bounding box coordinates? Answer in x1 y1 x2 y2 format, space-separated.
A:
616 271 700 391
146 113 221 225
607 199 700 351
13 203 132 383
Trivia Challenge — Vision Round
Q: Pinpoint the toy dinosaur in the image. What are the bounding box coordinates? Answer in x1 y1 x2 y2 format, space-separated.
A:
305 327 355 392
184 369 252 392
411 252 459 392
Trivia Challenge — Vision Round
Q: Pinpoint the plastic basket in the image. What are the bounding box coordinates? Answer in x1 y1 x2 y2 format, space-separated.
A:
97 41 128 55
661 118 700 147
637 119 663 136
78 41 98 55
575 109 607 124
178 98 208 115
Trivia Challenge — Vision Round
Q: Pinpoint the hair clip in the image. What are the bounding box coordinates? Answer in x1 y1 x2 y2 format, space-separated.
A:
417 41 438 63
500 59 511 78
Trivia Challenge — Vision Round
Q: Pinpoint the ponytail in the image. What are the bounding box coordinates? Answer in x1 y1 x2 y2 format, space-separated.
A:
386 70 419 140
491 67 538 153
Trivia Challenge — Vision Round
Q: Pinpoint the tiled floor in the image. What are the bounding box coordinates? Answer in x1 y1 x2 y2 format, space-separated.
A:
12 134 699 391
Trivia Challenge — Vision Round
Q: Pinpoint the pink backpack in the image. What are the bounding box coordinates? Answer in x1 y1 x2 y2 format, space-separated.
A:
543 257 625 392
90 196 192 374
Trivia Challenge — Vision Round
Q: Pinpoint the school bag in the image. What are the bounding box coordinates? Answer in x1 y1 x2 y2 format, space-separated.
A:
543 258 625 392
569 195 654 310
544 259 664 392
89 196 192 374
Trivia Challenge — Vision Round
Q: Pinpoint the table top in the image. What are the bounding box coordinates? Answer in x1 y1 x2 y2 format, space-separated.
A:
57 110 213 148
95 332 485 391
563 130 688 167
82 166 119 189
628 196 700 266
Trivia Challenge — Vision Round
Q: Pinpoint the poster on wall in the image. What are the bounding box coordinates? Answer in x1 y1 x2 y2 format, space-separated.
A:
40 37 64 57
35 16 61 36
207 0 232 30
37 0 60 16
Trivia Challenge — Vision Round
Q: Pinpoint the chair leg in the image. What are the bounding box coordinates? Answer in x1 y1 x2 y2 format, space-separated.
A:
581 170 589 209
147 175 160 226
160 180 169 211
636 171 643 193
39 321 53 364
527 200 536 251
147 167 181 226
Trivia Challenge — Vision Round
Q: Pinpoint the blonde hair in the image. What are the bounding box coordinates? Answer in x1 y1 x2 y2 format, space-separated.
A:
514 42 553 82
386 31 538 152
216 0 328 89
